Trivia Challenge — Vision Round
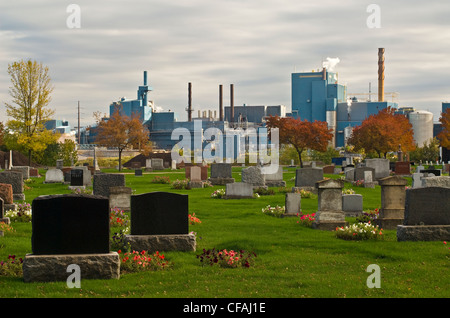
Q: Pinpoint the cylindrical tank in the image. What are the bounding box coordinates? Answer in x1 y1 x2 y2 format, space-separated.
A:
344 125 353 145
326 110 337 147
408 110 434 147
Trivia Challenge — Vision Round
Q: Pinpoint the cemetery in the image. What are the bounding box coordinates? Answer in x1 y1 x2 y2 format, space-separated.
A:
0 161 449 298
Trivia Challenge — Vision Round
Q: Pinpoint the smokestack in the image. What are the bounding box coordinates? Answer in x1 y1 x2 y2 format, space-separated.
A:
143 71 148 86
188 82 192 122
230 84 234 124
378 48 385 102
219 84 223 121
322 67 326 80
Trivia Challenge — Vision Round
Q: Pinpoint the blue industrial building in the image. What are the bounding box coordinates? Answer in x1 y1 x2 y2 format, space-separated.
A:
290 66 398 148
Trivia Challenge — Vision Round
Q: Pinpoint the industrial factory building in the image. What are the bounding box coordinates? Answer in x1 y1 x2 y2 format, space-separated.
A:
74 47 447 161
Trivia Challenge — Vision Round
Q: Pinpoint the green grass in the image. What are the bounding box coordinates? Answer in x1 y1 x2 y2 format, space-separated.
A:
0 167 449 298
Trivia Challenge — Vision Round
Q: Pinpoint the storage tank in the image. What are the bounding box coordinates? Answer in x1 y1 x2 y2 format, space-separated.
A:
408 110 434 147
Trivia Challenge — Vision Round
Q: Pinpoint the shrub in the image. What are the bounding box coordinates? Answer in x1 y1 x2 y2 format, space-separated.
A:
356 208 379 224
0 222 15 234
335 222 383 241
150 176 171 184
189 213 202 225
171 179 191 190
0 255 23 277
261 205 285 217
296 212 316 227
110 207 130 228
211 189 225 199
197 248 257 268
5 203 32 222
253 187 275 196
118 250 171 274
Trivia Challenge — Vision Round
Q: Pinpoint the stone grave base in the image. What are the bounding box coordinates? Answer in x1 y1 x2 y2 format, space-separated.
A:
208 177 235 186
124 234 196 252
13 194 25 201
22 252 120 283
68 185 86 191
312 210 346 231
188 180 205 188
265 180 286 187
397 225 450 241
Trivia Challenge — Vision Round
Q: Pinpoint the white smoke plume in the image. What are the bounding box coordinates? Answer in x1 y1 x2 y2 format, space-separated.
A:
322 57 340 72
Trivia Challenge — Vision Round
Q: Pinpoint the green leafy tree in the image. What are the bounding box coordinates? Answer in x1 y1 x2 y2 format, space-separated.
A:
4 59 57 165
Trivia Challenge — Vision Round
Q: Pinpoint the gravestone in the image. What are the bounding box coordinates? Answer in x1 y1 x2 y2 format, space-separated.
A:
44 169 64 184
376 176 407 230
109 186 132 211
145 159 152 171
242 166 265 187
70 169 84 187
124 192 195 252
209 163 235 185
365 158 390 179
312 179 346 231
345 168 355 181
23 194 119 282
420 169 441 176
264 166 286 187
56 159 63 170
188 166 204 188
11 166 30 179
151 158 164 170
421 176 450 188
284 192 301 216
93 173 126 198
185 165 208 181
397 187 450 241
0 183 13 204
295 167 323 188
395 162 411 175
412 172 423 188
322 165 335 174
354 167 375 182
0 171 24 201
135 169 143 176
29 168 39 177
171 160 177 170
225 182 254 199
0 197 10 224
342 194 363 217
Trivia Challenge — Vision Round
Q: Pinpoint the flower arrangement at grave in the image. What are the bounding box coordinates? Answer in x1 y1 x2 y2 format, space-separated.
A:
150 176 171 184
197 248 257 268
110 207 130 228
296 212 316 227
171 178 191 190
352 179 365 187
297 188 315 198
110 207 130 251
261 204 285 217
0 222 15 234
118 250 171 273
70 187 93 194
335 222 383 241
342 188 355 195
202 181 213 188
210 188 225 199
188 213 201 225
5 203 32 222
0 254 23 277
356 208 379 224
253 187 275 196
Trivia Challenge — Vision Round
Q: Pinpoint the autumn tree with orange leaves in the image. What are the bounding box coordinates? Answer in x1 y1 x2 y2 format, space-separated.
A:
266 116 333 168
437 107 450 150
347 107 415 158
95 105 151 171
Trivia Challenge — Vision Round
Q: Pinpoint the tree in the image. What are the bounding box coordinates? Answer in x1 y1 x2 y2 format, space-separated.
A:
437 107 450 150
4 59 57 165
95 105 151 171
409 137 440 163
266 116 333 168
347 107 415 158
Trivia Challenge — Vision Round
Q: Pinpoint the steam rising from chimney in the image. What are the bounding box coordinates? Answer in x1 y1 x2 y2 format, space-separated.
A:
322 57 340 72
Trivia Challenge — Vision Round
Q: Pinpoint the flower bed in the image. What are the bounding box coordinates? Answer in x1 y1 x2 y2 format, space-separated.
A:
197 248 257 268
335 222 383 241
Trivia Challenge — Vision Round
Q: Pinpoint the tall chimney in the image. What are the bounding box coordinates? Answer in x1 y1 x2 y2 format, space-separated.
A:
188 82 192 122
219 84 223 121
378 48 385 102
143 71 148 86
230 84 234 124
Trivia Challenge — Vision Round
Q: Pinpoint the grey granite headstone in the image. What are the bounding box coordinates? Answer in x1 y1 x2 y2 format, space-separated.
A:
93 173 126 197
285 192 301 216
295 167 324 188
0 171 24 201
225 182 254 199
242 166 265 187
342 194 363 217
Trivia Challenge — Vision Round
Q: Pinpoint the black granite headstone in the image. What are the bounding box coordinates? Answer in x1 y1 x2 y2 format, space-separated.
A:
130 192 188 235
404 187 450 225
31 194 110 255
70 169 84 186
135 169 143 176
420 169 441 176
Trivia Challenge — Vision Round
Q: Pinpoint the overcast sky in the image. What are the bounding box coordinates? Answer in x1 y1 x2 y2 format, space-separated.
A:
1 0 450 128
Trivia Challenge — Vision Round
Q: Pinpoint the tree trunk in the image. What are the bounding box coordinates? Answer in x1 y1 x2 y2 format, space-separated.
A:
28 149 32 166
118 149 122 172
